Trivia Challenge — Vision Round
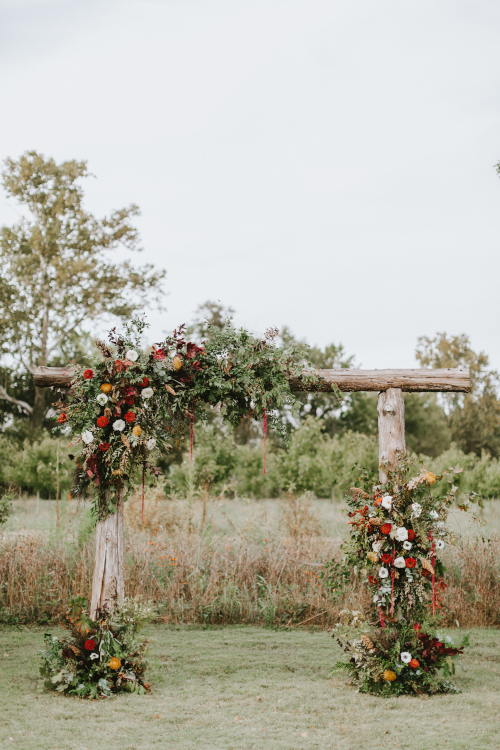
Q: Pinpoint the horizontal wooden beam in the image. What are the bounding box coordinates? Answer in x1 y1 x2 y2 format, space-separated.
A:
34 365 471 393
289 368 471 393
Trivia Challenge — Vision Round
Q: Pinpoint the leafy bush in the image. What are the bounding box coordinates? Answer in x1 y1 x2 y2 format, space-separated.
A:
167 416 378 498
0 488 13 526
1 435 72 498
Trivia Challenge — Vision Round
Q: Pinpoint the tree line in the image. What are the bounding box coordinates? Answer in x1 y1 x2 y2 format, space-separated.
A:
1 151 500 499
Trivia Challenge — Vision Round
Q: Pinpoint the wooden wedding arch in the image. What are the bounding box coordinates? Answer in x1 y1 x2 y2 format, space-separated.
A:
34 365 470 618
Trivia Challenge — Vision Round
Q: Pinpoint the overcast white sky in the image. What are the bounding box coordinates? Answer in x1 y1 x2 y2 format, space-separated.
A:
1 0 499 369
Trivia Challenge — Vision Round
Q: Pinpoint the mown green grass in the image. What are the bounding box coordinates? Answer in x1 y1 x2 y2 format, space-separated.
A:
1 625 499 750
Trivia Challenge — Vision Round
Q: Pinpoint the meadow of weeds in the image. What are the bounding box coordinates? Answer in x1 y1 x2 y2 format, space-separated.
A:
1 489 500 628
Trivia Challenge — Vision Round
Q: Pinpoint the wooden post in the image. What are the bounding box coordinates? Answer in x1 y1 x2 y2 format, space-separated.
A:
90 488 125 619
377 387 406 483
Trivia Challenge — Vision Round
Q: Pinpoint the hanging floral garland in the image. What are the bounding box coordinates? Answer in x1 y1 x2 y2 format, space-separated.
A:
55 317 327 518
323 456 481 695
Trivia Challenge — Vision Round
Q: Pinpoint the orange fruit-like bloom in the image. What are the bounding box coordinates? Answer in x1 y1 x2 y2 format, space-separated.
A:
124 411 135 423
383 669 397 682
132 425 142 436
57 413 68 424
409 658 420 668
100 383 112 393
173 356 182 371
425 471 436 484
109 657 121 670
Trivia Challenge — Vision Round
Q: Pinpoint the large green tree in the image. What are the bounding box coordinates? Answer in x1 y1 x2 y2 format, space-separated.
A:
0 151 166 428
416 333 500 456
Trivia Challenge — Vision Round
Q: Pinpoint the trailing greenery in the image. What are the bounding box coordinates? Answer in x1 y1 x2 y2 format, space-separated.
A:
39 596 154 699
57 318 332 518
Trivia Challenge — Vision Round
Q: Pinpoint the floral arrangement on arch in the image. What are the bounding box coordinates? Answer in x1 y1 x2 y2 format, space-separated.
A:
39 597 154 698
55 317 325 519
323 456 480 695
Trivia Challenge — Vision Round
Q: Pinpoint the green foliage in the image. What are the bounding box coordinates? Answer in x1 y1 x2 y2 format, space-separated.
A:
39 596 153 699
0 150 165 427
416 332 500 457
167 415 378 498
0 487 13 525
1 435 72 498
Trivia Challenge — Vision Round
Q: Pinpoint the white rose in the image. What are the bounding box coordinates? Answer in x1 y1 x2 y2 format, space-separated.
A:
372 540 384 553
82 430 94 444
400 652 412 664
394 556 406 569
396 527 408 542
146 437 156 450
403 541 412 550
141 387 154 399
381 495 393 510
429 510 439 519
126 350 139 362
113 419 125 432
90 653 99 660
411 502 422 517
436 540 445 550
373 594 381 603
378 567 389 578
96 393 108 405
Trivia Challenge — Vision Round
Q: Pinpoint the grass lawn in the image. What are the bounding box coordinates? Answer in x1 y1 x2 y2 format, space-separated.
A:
1 625 499 750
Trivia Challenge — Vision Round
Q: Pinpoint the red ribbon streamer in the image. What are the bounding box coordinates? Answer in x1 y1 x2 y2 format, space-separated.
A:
263 407 267 474
141 461 145 524
190 403 194 464
390 543 395 618
429 531 436 617
379 603 385 629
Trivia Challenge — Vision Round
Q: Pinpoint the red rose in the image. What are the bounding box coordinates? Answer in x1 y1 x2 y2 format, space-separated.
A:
97 416 109 428
99 442 110 451
381 553 392 564
125 396 135 405
368 575 377 585
414 623 421 631
409 658 420 668
381 523 392 535
124 411 135 423
84 639 96 651
139 376 148 387
57 413 67 424
83 369 94 379
407 529 416 541
406 557 417 569
153 348 166 361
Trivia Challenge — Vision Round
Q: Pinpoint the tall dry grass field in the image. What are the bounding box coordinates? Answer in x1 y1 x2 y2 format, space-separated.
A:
1 488 500 627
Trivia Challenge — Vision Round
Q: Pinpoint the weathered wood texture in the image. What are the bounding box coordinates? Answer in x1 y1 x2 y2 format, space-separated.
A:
378 388 406 483
34 365 471 393
90 489 124 619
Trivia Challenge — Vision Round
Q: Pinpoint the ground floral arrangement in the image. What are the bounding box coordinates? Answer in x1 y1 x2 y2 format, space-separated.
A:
55 317 325 519
324 456 480 695
40 597 154 698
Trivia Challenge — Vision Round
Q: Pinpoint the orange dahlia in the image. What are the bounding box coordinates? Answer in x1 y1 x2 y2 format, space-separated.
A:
109 657 121 670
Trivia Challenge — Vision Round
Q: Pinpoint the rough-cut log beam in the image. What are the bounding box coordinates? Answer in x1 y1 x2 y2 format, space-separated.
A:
34 366 74 387
288 367 470 392
378 388 406 483
34 365 471 393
